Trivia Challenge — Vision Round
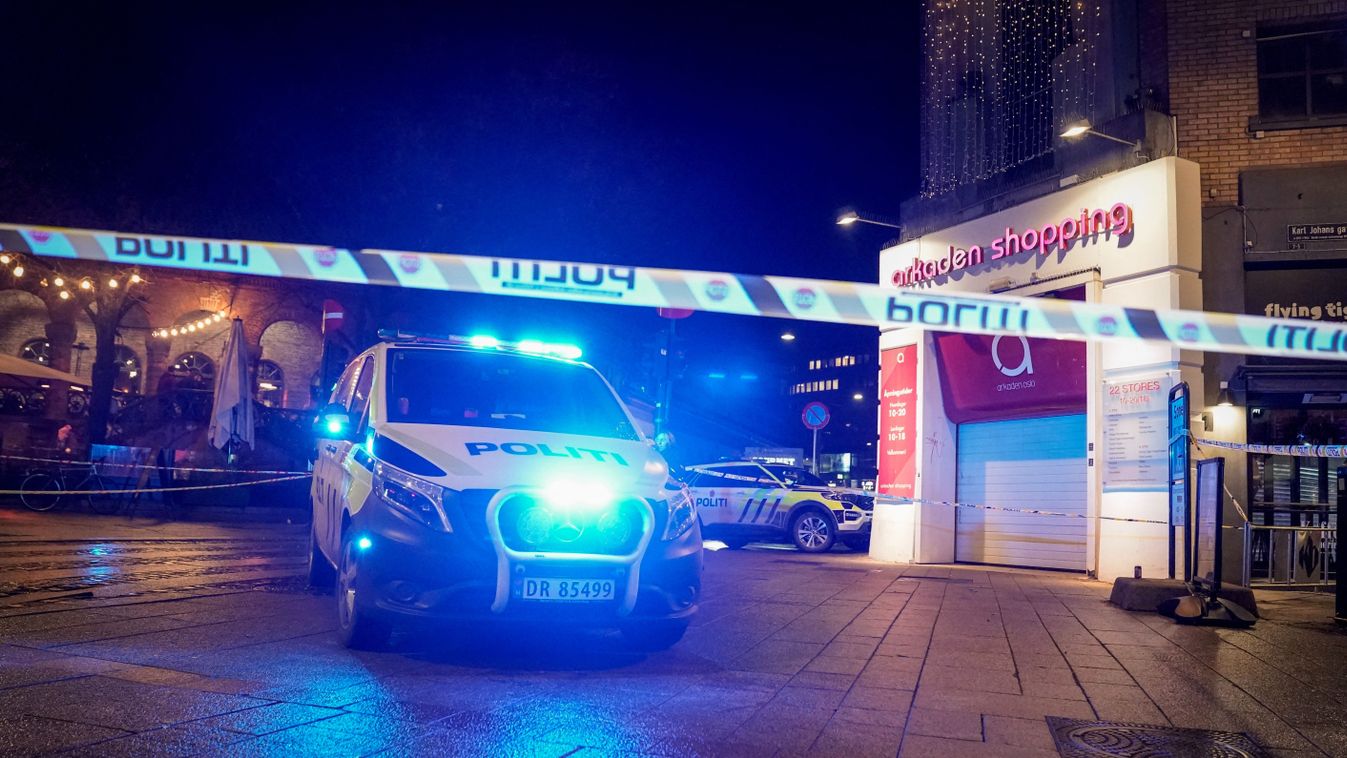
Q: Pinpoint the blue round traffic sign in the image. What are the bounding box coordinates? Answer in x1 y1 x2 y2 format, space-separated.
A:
802 401 830 430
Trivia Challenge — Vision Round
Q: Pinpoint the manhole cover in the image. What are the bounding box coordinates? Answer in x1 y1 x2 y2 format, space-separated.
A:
1047 717 1265 757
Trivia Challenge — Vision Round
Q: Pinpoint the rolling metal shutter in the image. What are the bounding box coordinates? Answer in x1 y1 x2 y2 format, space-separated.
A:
955 414 1087 570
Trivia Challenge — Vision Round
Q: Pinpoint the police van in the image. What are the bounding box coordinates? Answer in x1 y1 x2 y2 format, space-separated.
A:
308 331 701 649
686 461 872 553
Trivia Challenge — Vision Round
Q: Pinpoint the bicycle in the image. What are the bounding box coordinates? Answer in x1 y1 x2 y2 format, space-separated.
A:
20 461 124 514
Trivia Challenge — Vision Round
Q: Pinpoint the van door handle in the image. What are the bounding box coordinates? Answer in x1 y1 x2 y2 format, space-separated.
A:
325 445 337 453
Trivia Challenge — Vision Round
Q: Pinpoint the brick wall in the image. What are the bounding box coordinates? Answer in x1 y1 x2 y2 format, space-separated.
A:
1167 0 1347 206
2 265 327 410
259 320 323 409
0 289 103 384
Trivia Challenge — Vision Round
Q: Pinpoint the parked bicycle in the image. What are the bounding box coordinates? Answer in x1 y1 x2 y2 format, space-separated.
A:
20 461 125 514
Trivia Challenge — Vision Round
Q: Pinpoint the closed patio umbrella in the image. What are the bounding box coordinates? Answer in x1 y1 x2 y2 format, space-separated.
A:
208 318 256 455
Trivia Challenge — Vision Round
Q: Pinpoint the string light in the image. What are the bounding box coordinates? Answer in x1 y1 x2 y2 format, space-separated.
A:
921 0 1103 198
151 310 230 339
0 252 144 297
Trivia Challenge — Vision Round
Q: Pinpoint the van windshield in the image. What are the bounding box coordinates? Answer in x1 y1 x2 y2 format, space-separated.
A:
386 349 639 441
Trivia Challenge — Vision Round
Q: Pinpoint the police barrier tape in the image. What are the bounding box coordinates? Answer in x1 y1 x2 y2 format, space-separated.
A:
3 222 1346 361
684 466 1169 524
873 494 1170 525
1191 437 1347 459
0 453 311 476
0 473 310 497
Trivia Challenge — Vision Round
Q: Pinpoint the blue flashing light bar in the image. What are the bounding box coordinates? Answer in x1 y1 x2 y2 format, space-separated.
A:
377 329 581 360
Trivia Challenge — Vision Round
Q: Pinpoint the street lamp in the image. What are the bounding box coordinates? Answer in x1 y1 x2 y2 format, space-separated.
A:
836 210 903 230
1060 120 1140 150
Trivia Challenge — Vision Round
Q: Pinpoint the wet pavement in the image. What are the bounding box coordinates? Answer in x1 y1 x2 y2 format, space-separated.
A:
0 510 1345 756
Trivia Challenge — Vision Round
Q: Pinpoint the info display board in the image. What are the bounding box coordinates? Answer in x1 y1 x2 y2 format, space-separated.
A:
1193 457 1226 599
1102 374 1173 493
878 344 917 498
1168 383 1190 579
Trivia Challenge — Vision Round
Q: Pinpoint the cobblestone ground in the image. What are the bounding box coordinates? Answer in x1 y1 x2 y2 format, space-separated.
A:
0 510 1344 756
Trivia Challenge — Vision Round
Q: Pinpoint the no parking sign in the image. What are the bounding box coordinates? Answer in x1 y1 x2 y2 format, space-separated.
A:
802 401 830 430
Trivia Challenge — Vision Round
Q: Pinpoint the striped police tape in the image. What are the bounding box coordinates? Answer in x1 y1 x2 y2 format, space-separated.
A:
873 494 1170 526
0 474 311 497
683 466 1168 525
0 453 311 476
1191 437 1346 459
3 222 1346 361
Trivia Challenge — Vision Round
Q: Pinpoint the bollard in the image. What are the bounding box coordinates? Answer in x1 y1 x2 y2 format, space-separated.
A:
1337 466 1345 625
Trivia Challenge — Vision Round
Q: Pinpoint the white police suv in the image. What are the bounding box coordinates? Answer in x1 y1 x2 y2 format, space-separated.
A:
308 331 701 649
686 461 872 553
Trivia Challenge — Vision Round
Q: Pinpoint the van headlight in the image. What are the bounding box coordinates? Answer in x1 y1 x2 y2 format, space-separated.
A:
373 462 452 531
661 480 695 541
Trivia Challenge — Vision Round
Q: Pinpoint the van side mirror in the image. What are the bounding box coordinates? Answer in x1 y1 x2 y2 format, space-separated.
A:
317 403 356 440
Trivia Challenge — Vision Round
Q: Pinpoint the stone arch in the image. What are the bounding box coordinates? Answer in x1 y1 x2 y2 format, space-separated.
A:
0 288 51 362
114 302 151 396
0 288 96 383
259 320 323 409
158 309 231 389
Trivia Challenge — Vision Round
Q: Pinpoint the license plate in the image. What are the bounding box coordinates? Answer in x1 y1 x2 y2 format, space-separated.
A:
520 577 615 602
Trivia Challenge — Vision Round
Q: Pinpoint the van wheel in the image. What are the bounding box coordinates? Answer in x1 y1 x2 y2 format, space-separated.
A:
621 618 690 651
791 508 836 553
307 526 336 590
336 535 390 650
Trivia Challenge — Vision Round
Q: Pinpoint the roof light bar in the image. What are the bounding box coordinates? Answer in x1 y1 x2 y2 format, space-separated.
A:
376 329 582 360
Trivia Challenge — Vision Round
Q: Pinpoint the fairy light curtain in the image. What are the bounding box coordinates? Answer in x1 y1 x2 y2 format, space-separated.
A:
921 0 1106 198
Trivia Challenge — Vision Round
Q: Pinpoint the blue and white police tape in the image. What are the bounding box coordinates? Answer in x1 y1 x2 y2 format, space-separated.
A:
873 494 1170 525
4 221 1346 361
0 453 310 476
1191 437 1346 459
0 474 311 497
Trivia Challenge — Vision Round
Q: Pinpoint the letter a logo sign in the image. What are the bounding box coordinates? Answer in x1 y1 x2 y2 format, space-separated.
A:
991 335 1033 377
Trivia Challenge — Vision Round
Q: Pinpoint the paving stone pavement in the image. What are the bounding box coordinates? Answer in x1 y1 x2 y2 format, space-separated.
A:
0 519 1345 756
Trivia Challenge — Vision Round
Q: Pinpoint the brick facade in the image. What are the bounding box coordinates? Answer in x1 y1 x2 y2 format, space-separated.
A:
1166 0 1347 207
1 266 327 412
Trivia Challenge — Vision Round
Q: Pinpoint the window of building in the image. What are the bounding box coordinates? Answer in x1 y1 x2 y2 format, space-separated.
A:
114 346 141 395
1257 21 1347 124
172 352 216 388
19 338 51 365
255 359 285 408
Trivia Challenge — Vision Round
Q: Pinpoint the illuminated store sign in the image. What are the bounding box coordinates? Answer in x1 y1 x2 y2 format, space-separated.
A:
892 202 1134 287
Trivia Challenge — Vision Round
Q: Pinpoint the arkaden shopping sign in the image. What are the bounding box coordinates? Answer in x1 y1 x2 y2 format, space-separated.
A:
891 202 1135 287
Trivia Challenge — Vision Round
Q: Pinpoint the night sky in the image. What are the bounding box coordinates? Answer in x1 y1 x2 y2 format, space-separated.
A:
0 2 921 453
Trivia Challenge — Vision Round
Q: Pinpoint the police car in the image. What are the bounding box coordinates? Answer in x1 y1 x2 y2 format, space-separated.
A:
308 331 701 650
685 461 872 553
